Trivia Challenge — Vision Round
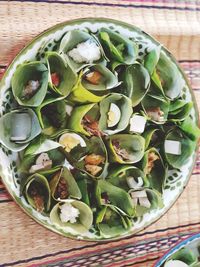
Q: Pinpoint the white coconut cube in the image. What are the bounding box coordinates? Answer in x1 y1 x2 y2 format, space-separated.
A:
130 115 146 133
164 140 181 155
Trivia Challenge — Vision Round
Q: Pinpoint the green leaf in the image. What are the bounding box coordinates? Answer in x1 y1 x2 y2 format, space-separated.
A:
99 28 138 65
179 116 200 141
82 64 119 91
46 51 77 96
96 205 132 238
68 72 106 103
97 180 135 216
141 148 166 193
0 108 41 152
108 165 149 191
99 93 133 135
107 134 145 164
169 248 198 265
50 200 93 233
12 61 49 107
67 103 97 136
164 129 197 169
35 94 67 135
144 45 161 75
123 63 150 107
59 30 105 72
168 100 193 121
49 167 82 200
155 51 184 100
142 94 170 124
22 173 51 213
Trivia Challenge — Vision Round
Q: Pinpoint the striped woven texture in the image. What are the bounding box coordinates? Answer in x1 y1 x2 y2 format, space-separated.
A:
0 1 200 266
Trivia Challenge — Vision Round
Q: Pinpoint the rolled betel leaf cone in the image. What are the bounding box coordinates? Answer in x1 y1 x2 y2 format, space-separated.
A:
57 130 89 162
122 63 151 107
67 103 103 137
163 248 198 267
98 93 133 135
21 173 51 213
142 127 164 150
50 199 93 234
168 98 193 122
74 171 92 206
11 61 49 107
164 128 197 169
59 29 105 72
144 45 162 76
178 116 200 142
107 165 149 191
0 108 41 152
20 136 65 175
128 188 163 217
35 94 67 136
153 51 184 100
49 167 82 201
107 134 145 164
96 180 135 217
57 130 108 178
141 93 170 124
98 27 138 65
68 72 106 104
45 51 77 96
81 64 119 91
140 148 166 194
96 204 132 238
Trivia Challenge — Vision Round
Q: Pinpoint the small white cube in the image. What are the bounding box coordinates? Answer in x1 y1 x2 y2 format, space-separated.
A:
66 104 73 116
130 115 146 133
164 140 181 155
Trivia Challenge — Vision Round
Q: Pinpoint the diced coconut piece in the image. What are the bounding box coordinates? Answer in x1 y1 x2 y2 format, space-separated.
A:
130 190 147 198
29 153 52 173
59 133 86 153
68 39 101 64
164 260 189 267
10 112 31 142
130 115 146 133
139 197 151 208
35 153 50 165
130 190 151 208
107 103 121 128
164 140 181 155
126 176 143 189
29 160 52 173
60 203 80 223
65 104 73 116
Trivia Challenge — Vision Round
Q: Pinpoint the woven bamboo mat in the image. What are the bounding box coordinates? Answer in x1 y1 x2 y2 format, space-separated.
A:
0 1 200 266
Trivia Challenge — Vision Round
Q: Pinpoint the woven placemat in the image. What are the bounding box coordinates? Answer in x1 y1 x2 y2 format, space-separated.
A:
0 1 200 266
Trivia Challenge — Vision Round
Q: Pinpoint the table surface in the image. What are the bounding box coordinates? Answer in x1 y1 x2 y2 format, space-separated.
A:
0 1 200 266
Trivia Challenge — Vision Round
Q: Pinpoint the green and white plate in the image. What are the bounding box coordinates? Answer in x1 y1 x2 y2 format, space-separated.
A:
0 18 199 241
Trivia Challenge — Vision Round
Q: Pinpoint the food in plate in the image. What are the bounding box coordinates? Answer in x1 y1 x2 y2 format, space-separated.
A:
0 22 199 240
158 235 200 267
